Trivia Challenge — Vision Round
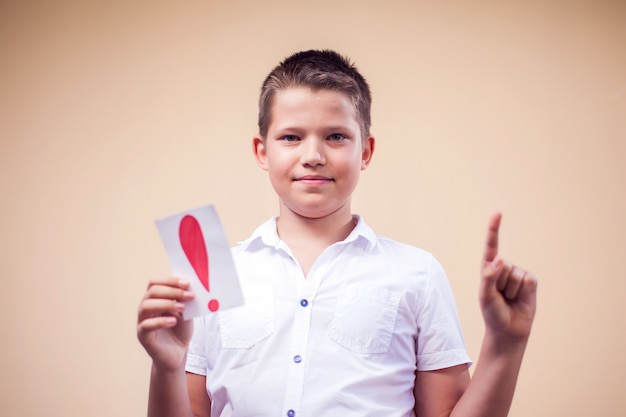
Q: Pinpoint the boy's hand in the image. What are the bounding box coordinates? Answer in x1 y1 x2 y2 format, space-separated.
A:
479 213 538 341
137 277 195 371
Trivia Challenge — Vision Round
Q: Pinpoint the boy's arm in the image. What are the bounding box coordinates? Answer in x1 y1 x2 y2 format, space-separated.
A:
138 277 211 417
414 364 470 417
146 369 211 417
415 213 538 417
146 365 196 417
188 373 212 417
414 337 528 417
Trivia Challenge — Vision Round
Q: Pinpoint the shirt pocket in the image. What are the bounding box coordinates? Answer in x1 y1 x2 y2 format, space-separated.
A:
218 284 275 349
327 284 401 354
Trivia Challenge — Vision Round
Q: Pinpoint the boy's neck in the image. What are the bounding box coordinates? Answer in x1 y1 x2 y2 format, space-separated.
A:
275 203 356 249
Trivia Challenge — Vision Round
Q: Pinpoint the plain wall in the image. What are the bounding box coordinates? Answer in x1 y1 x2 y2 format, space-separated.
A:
1 1 624 416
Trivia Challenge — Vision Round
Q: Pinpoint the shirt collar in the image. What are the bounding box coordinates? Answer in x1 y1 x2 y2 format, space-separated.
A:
237 215 377 251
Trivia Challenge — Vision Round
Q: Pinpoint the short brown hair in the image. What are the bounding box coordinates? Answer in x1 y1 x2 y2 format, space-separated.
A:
258 50 372 141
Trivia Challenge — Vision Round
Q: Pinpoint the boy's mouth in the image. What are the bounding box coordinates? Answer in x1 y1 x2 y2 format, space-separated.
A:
294 175 334 184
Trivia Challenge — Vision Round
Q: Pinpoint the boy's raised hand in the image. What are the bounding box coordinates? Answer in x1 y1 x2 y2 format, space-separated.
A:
479 213 537 341
137 277 195 371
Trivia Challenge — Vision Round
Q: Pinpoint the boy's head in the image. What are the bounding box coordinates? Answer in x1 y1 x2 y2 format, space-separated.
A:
258 49 372 141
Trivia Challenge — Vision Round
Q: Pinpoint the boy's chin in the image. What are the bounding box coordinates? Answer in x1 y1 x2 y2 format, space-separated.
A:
284 207 327 220
280 202 349 220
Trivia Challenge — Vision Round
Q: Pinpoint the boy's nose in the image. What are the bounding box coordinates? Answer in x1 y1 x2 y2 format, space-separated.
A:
301 139 326 167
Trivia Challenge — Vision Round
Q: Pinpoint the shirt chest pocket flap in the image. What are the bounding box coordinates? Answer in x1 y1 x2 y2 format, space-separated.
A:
218 284 275 349
327 284 401 354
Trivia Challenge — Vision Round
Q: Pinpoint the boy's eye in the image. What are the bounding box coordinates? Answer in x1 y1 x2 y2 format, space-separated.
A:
281 135 299 142
328 133 346 142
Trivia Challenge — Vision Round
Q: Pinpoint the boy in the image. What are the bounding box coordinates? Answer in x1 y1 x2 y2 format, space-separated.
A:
137 50 537 417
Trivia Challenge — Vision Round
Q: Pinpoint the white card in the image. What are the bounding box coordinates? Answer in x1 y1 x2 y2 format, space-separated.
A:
155 204 244 319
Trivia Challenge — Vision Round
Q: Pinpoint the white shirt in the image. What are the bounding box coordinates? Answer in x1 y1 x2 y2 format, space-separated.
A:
186 216 471 417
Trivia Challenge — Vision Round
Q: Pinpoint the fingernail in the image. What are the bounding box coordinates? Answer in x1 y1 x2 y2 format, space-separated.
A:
175 302 185 312
183 291 194 299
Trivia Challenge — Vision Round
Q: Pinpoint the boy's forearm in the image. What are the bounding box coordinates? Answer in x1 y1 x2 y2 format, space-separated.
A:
147 362 195 417
450 332 529 417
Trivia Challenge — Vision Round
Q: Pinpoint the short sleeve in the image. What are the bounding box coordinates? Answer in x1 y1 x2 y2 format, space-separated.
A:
186 316 208 375
415 256 472 371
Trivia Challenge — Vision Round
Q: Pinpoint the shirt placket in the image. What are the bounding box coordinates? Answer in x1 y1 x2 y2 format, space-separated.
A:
280 248 333 417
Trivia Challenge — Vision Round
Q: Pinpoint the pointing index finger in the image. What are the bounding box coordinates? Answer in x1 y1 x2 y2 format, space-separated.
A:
483 212 502 263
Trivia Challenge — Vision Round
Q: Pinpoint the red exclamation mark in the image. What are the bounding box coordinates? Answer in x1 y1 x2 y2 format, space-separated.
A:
179 215 220 312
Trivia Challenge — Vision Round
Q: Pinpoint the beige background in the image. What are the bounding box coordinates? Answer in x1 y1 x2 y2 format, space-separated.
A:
1 1 624 416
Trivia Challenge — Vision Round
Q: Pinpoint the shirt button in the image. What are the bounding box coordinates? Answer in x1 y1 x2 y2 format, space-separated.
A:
287 410 296 417
293 355 302 363
300 299 308 307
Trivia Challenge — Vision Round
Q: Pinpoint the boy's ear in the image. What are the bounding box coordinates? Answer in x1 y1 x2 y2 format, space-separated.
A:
361 136 375 170
253 135 269 171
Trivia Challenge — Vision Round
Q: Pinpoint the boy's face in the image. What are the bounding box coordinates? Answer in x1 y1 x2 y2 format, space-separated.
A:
253 87 374 219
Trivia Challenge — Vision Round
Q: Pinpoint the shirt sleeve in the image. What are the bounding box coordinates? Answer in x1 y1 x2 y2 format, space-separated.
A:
186 316 208 375
415 255 472 371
